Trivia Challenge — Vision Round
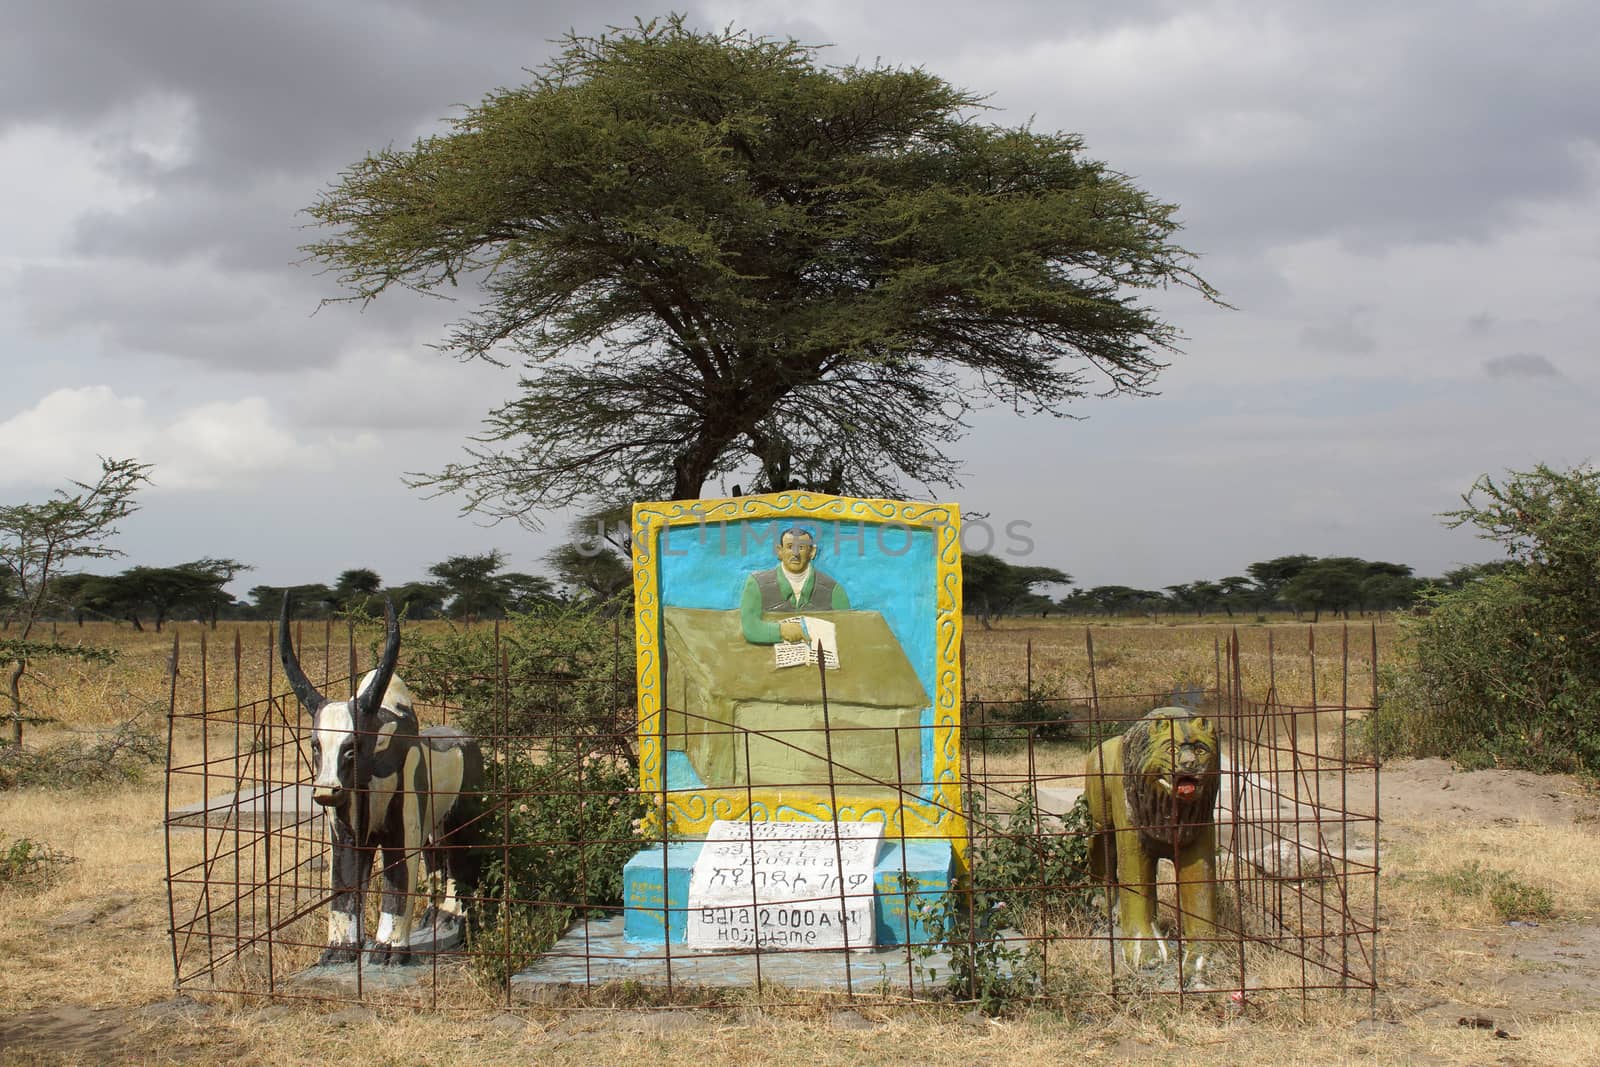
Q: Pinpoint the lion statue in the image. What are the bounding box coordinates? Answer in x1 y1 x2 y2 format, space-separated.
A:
1084 706 1222 973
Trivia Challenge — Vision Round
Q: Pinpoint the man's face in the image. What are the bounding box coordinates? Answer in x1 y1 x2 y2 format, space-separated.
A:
777 532 816 575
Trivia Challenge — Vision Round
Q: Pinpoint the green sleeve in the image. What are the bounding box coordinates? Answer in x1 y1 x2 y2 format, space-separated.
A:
832 582 851 610
740 574 783 644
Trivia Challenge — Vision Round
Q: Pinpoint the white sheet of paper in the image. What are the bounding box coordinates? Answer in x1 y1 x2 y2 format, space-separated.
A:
773 616 840 670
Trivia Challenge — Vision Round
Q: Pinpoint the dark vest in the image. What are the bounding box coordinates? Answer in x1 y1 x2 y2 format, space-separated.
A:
754 567 838 612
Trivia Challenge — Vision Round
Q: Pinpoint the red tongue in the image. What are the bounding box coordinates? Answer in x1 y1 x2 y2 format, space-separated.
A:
1176 780 1197 799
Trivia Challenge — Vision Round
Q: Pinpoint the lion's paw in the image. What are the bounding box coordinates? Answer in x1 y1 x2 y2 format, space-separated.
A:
1120 934 1168 971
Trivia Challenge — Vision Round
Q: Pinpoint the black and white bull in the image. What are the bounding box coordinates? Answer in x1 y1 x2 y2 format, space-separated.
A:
280 596 483 965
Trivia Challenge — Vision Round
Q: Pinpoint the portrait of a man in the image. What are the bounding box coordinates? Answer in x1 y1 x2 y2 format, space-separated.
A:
634 495 962 841
739 525 851 644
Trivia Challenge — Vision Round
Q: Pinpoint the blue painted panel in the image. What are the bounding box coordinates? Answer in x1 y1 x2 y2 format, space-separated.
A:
623 843 701 943
664 750 705 791
658 518 939 796
872 839 955 948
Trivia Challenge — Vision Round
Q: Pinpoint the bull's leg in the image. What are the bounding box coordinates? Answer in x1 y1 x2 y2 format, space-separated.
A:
321 822 367 965
427 795 478 924
370 837 420 965
442 825 480 926
417 843 445 933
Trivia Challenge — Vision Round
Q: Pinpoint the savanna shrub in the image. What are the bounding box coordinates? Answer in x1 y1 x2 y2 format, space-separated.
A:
469 747 646 984
972 789 1096 928
911 790 1097 1013
1368 464 1600 773
1 836 74 888
403 604 637 763
0 717 163 791
379 605 646 984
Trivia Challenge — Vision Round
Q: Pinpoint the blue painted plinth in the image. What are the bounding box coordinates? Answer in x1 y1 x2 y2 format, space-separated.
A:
623 837 954 946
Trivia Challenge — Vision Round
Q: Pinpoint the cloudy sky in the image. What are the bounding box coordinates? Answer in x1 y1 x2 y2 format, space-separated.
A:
2 0 1594 595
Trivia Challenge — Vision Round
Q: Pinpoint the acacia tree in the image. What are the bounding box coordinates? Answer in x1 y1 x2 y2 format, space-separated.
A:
305 17 1217 521
429 551 511 622
547 540 632 612
962 554 1071 629
331 567 383 613
0 457 151 746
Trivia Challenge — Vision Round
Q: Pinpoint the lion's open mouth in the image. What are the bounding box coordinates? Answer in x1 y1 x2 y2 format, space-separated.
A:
1157 774 1202 800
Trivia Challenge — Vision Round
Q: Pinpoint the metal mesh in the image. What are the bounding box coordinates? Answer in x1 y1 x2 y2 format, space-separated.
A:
164 621 1379 1011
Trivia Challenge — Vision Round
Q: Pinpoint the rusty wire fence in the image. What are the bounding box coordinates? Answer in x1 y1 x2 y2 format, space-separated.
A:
164 621 1379 1012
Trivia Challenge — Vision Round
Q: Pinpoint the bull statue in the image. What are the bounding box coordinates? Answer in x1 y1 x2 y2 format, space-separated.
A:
280 595 483 965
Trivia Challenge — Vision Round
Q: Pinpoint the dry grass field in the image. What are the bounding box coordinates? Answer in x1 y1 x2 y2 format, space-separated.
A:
4 616 1599 1066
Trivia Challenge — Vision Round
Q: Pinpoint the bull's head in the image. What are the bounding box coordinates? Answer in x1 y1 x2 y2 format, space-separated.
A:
280 593 401 808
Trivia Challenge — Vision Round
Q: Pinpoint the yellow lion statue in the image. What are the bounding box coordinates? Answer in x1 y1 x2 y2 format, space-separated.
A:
1084 706 1222 973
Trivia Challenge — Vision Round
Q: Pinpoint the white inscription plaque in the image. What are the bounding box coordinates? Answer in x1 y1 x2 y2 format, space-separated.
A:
686 820 883 950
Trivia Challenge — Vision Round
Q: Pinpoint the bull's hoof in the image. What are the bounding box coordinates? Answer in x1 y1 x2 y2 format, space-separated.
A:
318 944 359 966
365 943 415 967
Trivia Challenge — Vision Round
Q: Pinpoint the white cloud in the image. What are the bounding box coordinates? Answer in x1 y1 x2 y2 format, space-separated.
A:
0 92 194 263
0 125 141 262
0 385 374 491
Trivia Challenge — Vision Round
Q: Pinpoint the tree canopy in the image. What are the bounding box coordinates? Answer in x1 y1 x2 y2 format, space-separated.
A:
305 15 1216 522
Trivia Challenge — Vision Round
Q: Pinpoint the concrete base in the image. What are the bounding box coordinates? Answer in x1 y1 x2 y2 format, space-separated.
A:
512 912 953 996
167 784 324 832
622 837 954 947
287 915 466 990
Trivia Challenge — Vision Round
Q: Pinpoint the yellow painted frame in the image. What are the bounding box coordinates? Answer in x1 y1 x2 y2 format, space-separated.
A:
633 493 965 853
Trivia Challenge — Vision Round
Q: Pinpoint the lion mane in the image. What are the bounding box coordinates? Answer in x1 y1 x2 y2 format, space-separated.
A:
1119 709 1222 853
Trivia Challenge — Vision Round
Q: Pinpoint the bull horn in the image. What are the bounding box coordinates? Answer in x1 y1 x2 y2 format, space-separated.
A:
279 591 326 714
356 598 400 717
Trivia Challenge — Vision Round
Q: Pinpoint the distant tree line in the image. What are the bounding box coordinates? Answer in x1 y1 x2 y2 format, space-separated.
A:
18 542 1489 632
16 542 634 631
964 552 1497 624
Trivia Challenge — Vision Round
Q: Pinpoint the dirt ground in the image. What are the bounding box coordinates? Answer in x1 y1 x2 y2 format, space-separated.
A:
3 755 1598 1065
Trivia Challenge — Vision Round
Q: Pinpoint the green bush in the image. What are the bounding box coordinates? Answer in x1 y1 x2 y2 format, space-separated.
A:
972 789 1096 927
1370 464 1600 774
390 604 646 985
468 747 646 985
910 789 1096 1013
403 604 636 763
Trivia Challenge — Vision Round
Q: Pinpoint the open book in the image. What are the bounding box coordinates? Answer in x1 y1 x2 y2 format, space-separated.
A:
773 616 840 670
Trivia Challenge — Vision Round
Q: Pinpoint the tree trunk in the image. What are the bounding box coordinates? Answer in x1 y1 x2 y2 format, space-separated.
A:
8 660 24 747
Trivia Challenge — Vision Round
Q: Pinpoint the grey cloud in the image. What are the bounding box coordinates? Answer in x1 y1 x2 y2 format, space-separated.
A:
2 1 674 173
6 0 1599 380
928 1 1600 255
1299 316 1377 356
72 179 308 273
1465 312 1495 336
13 258 429 372
1484 353 1561 379
0 0 673 373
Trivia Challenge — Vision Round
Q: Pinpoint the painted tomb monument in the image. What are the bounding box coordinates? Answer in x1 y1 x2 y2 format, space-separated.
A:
622 494 964 950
